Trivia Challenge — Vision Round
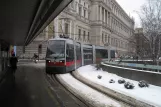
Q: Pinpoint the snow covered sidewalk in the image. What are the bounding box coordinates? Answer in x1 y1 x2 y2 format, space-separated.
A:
56 73 126 107
75 65 161 107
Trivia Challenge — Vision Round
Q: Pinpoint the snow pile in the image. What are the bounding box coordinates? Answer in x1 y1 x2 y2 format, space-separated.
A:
138 80 149 88
77 65 161 107
57 73 121 107
124 82 135 89
118 79 125 84
109 79 115 83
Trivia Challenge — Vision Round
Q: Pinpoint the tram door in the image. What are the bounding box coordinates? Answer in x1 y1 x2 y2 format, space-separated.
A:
83 47 93 65
76 43 81 68
66 43 74 71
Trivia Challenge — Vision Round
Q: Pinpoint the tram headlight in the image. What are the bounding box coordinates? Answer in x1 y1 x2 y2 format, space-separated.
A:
59 60 64 63
48 60 51 63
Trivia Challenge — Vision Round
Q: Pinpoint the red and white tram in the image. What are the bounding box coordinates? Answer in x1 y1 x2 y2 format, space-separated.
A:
45 36 115 74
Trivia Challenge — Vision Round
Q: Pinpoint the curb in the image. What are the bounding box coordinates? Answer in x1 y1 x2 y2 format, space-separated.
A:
56 74 93 107
73 70 154 107
56 74 122 107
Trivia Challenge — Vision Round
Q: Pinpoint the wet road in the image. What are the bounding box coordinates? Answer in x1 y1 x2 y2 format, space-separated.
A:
0 61 87 107
1 63 59 107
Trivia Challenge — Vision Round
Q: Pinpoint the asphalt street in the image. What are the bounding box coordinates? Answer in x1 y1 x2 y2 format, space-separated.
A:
0 61 87 107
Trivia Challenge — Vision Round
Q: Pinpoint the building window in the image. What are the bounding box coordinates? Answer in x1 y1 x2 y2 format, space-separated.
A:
84 9 86 18
88 32 90 41
105 10 107 23
105 35 107 42
79 6 82 16
78 29 81 40
79 0 81 3
102 33 104 42
102 8 104 21
111 38 113 45
65 23 69 35
108 35 110 44
83 31 86 41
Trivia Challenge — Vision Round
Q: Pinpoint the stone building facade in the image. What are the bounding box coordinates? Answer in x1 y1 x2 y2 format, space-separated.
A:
17 0 135 59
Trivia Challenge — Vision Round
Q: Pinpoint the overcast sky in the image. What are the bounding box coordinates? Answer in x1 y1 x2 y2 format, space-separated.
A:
116 0 146 27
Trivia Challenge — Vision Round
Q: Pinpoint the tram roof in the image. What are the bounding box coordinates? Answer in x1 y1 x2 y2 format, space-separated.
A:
95 45 107 49
48 38 74 44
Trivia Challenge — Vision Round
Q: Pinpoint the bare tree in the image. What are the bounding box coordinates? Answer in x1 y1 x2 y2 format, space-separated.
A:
137 0 161 64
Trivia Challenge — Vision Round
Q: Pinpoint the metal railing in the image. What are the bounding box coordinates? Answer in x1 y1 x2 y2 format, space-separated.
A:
103 61 161 72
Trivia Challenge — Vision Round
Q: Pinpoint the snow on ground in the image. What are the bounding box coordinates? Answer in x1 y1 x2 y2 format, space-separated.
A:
57 73 122 107
77 65 161 107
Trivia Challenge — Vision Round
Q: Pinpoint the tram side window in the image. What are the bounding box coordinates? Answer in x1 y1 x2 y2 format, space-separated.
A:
66 44 74 61
83 48 93 59
96 49 102 58
96 49 108 59
111 50 115 58
101 49 108 58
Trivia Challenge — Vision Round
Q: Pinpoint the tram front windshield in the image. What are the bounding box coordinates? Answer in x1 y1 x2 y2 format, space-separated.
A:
46 40 65 59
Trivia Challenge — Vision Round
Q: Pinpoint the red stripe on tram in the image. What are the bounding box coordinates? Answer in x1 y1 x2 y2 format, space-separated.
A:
47 62 65 66
47 60 82 67
66 60 81 66
66 61 75 66
96 58 102 61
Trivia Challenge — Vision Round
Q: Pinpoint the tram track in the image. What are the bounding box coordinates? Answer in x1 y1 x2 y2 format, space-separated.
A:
55 72 129 107
70 72 132 107
45 73 89 107
45 70 133 107
70 71 133 107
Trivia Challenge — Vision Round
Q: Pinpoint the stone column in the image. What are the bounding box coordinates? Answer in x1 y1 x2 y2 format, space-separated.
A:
110 15 112 28
104 9 106 23
81 6 83 17
62 19 64 34
99 6 102 21
76 3 78 13
73 21 76 40
69 20 72 38
107 11 108 25
97 5 99 21
55 18 59 37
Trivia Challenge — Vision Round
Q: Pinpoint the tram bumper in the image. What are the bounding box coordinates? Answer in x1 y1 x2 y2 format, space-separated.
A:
46 66 66 74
